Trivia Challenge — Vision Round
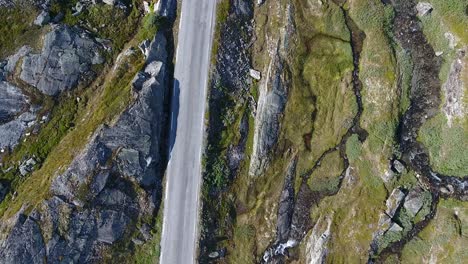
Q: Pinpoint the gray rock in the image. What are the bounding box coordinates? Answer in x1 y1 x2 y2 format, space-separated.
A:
249 48 288 176
0 81 28 124
403 187 424 217
0 112 36 150
276 156 297 242
5 46 32 73
19 25 104 95
0 32 168 264
388 222 403 232
416 2 433 17
0 214 46 264
96 210 130 244
249 68 261 80
392 159 405 174
385 188 405 218
19 158 37 176
34 10 50 26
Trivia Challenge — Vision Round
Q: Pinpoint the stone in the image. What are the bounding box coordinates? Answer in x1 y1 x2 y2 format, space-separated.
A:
0 112 36 150
208 251 220 258
0 215 46 264
19 158 37 176
143 1 151 13
435 51 443 56
34 10 50 26
391 159 405 174
144 61 163 77
19 25 104 96
385 188 405 218
416 2 433 17
249 50 288 176
388 222 403 232
72 2 84 16
257 0 265 6
403 187 425 217
96 210 130 244
249 68 261 80
444 32 458 49
0 180 9 202
156 0 176 18
103 0 116 5
138 39 151 58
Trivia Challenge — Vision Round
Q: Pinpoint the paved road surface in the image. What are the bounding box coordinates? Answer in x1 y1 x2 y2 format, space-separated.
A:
160 0 217 263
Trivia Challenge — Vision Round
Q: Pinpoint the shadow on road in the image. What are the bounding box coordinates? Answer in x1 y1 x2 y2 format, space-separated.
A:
168 79 180 158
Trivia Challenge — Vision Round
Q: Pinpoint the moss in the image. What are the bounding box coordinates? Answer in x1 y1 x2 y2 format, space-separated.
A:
401 198 468 263
0 7 42 58
307 150 344 193
418 114 468 177
345 134 362 162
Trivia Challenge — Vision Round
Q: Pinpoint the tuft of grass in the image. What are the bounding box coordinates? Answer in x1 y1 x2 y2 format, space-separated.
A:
0 7 42 58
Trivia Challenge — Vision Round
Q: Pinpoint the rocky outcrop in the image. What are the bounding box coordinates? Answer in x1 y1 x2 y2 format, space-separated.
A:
155 0 176 19
249 45 288 176
443 49 466 127
0 81 36 151
0 32 168 263
18 25 104 96
305 216 332 264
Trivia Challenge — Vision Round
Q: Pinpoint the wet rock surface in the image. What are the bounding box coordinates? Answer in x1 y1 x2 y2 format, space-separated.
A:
19 25 104 96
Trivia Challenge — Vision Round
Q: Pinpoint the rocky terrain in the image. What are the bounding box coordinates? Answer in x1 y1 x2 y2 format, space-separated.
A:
0 0 175 262
200 0 467 263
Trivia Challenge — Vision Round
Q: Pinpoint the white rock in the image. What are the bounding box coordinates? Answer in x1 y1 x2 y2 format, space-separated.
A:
143 1 151 13
444 32 458 49
416 2 433 17
103 0 116 5
249 68 261 80
388 222 403 232
386 188 405 218
435 51 443 56
34 10 50 26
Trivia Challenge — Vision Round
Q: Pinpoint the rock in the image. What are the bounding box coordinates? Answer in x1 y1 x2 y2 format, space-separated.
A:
0 180 9 203
0 214 46 264
391 159 405 174
249 68 261 80
444 32 458 49
96 210 130 244
249 48 288 176
416 2 433 16
388 222 403 232
257 0 265 6
34 10 50 26
19 25 104 96
0 81 28 124
19 158 37 176
138 39 151 58
435 51 443 56
5 46 32 73
0 32 169 262
385 188 405 218
276 156 297 242
144 61 163 77
103 0 116 5
52 12 64 23
72 2 84 16
443 49 465 127
155 0 176 18
208 251 220 258
0 112 36 150
403 187 424 217
143 1 151 13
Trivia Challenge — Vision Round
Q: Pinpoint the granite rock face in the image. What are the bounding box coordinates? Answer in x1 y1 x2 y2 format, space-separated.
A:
0 32 168 263
19 25 104 96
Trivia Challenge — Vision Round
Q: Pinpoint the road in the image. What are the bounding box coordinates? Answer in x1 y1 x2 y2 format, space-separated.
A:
159 0 217 263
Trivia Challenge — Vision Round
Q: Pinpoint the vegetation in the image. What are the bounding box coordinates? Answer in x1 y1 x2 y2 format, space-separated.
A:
0 7 42 58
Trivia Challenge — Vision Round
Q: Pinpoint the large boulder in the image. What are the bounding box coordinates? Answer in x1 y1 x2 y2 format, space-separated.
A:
19 25 104 96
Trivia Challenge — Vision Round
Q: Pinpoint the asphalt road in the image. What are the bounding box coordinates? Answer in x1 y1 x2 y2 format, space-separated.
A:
159 0 217 263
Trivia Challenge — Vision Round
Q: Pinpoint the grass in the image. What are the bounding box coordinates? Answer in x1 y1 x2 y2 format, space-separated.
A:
400 198 468 263
418 114 468 177
307 150 344 193
0 7 43 58
211 0 230 64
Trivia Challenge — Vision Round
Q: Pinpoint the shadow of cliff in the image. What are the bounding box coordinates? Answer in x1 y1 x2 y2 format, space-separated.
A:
168 79 180 158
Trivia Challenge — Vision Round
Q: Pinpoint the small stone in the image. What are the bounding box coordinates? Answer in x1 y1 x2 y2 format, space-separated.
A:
416 2 433 17
249 69 261 80
435 51 443 56
257 0 265 6
208 251 220 259
388 222 403 232
34 10 50 26
403 188 424 217
392 159 405 174
444 32 458 49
